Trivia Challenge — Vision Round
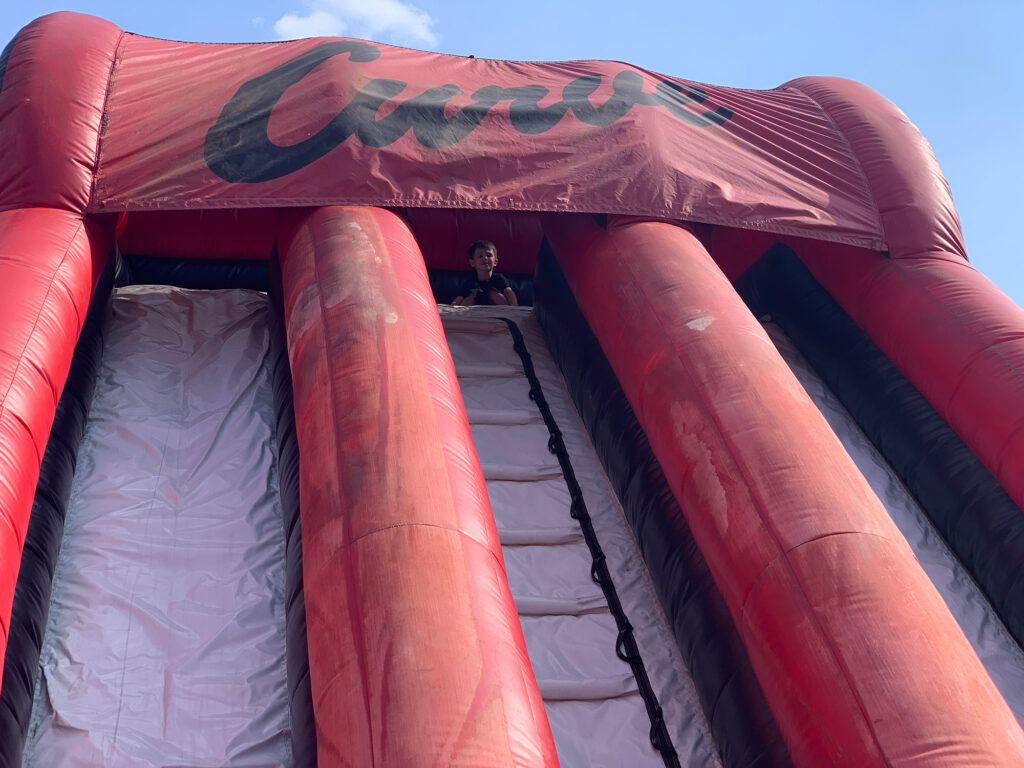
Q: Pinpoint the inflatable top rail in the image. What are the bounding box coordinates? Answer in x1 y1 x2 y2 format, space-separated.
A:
3 10 1024 768
0 10 959 257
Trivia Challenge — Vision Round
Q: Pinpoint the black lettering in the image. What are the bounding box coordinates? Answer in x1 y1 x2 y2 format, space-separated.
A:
472 84 567 135
649 80 733 126
204 40 381 183
205 41 734 183
358 84 491 149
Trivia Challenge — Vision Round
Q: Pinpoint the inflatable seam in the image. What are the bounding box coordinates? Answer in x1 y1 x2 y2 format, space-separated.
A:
781 82 884 244
88 30 128 210
347 520 482 545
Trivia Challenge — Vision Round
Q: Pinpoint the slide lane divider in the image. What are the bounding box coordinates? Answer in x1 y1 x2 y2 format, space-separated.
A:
277 205 556 767
543 212 1024 767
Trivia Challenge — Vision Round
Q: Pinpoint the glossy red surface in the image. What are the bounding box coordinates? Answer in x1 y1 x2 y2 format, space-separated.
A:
544 213 1024 767
4 10 1024 765
0 208 110 663
277 206 555 766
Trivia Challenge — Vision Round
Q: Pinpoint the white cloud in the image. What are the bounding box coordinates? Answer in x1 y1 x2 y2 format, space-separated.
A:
274 0 438 48
275 10 347 39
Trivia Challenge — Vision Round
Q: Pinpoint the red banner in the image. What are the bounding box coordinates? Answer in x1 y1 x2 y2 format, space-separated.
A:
0 14 899 249
87 35 883 248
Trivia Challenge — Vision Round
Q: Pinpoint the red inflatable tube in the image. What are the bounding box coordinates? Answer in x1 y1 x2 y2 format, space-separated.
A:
0 13 122 214
277 205 555 766
784 76 966 263
777 75 1024 516
0 207 111 680
795 242 1024 517
543 213 1024 767
384 211 504 555
386 209 557 766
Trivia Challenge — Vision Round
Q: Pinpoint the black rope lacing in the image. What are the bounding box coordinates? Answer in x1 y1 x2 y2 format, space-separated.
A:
500 319 680 768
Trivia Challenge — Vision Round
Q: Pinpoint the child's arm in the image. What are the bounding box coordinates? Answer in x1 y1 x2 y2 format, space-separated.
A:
487 275 517 306
453 289 481 306
452 278 481 305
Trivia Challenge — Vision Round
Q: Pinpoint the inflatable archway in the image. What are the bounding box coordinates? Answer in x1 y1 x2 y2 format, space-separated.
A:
2 10 1024 767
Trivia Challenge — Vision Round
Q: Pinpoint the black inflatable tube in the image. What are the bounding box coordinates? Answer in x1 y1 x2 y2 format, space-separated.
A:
0 248 115 768
736 243 1024 650
268 262 317 768
533 240 791 768
117 253 271 291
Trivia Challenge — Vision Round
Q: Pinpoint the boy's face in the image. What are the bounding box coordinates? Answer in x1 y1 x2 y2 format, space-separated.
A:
469 245 498 277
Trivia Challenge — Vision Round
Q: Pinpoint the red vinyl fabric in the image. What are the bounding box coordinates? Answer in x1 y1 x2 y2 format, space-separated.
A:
0 14 122 215
277 205 556 766
785 77 966 262
5 10 1024 765
116 210 278 260
543 213 1024 767
93 33 879 247
402 209 544 274
0 12 893 249
751 75 1024 520
797 244 1024 521
0 207 110 677
387 210 557 765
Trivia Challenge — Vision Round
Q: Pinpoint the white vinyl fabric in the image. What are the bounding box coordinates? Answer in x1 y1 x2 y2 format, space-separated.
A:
441 306 721 768
23 287 292 768
764 322 1024 725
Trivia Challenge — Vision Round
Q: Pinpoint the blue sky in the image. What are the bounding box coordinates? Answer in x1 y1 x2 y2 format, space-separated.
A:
4 1 1022 306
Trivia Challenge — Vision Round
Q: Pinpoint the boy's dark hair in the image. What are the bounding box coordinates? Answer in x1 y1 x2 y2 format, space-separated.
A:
467 240 497 259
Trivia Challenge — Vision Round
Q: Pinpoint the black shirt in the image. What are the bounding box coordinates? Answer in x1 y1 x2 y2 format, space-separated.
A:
458 273 511 304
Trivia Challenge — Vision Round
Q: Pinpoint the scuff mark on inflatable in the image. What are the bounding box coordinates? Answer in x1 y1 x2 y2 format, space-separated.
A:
686 313 712 332
668 400 728 536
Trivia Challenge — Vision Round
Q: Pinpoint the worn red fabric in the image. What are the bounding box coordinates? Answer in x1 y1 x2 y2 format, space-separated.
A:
277 205 556 766
796 241 1024 520
544 213 1024 767
0 12 895 249
785 77 966 261
0 14 121 214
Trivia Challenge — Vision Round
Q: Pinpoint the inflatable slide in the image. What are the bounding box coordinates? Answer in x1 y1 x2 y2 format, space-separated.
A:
2 10 1024 767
